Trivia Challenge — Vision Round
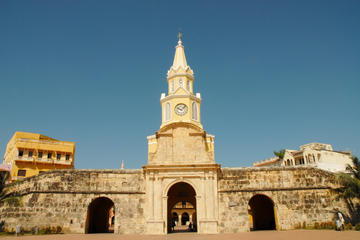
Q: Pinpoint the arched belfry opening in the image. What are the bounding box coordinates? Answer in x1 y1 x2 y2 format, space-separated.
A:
167 182 197 233
248 194 276 231
85 197 115 234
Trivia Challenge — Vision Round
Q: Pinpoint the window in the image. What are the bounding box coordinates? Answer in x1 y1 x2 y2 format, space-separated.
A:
38 152 43 158
179 78 183 87
186 80 190 91
164 102 171 122
170 80 175 92
48 153 52 159
57 153 61 160
192 102 198 121
66 154 70 161
18 170 26 177
28 151 33 157
18 150 23 157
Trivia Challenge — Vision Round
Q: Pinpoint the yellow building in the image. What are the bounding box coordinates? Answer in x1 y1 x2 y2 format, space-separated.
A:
3 132 75 181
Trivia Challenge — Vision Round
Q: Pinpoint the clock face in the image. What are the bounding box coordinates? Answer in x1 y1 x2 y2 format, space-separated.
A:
174 104 188 116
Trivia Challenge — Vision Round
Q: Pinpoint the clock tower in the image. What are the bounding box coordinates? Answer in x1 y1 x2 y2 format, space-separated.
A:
159 32 203 130
146 33 215 165
144 34 219 235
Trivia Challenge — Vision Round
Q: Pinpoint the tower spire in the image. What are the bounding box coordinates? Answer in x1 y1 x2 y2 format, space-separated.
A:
171 32 188 70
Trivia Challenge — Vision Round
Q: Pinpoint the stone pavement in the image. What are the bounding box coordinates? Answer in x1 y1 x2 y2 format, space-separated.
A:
1 230 360 240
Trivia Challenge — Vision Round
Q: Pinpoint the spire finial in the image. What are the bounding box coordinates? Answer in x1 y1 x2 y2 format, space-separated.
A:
177 31 183 41
177 31 183 46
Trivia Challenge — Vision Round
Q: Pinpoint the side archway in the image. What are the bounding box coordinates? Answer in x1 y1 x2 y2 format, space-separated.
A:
248 194 277 231
85 197 115 234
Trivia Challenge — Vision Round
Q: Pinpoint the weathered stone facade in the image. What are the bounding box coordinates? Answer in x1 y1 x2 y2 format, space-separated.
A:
0 166 355 234
0 169 146 234
217 167 348 232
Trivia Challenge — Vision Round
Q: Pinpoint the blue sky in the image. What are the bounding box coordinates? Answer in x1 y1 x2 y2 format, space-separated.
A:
0 0 359 169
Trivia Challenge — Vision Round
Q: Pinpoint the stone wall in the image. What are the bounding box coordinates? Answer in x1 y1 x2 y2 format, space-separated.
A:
1 166 356 234
0 169 146 234
217 167 350 233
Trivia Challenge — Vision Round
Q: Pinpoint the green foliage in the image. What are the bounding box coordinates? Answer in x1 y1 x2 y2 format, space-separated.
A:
38 226 62 235
314 222 320 229
0 172 9 197
347 156 360 180
274 149 285 159
336 156 360 200
1 196 22 207
344 223 353 230
319 221 335 230
355 223 360 231
0 171 22 206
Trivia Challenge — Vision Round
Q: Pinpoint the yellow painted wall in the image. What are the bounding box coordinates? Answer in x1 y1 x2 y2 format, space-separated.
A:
3 132 75 181
160 97 202 129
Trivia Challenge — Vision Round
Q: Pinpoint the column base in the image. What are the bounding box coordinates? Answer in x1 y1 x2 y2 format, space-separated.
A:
146 220 165 234
198 219 218 234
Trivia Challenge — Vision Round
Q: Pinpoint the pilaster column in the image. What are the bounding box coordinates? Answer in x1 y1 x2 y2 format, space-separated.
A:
154 176 162 220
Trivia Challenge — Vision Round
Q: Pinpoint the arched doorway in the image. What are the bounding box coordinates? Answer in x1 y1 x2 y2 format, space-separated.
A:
172 212 179 223
248 194 276 231
167 182 197 233
85 197 115 233
181 212 189 225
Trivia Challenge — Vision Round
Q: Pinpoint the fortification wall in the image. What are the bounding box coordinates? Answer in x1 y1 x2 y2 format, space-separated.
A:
217 167 350 233
1 167 356 234
0 169 146 234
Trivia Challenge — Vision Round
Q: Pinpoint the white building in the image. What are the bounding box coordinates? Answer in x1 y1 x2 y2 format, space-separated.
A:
253 143 353 173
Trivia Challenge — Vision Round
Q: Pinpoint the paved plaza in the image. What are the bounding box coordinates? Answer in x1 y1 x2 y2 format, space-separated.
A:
1 230 360 240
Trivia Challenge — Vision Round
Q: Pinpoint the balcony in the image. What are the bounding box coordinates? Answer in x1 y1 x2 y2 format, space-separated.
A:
53 159 72 166
15 156 33 162
37 158 53 164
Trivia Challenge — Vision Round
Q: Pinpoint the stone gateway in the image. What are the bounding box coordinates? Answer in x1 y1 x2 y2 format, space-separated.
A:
0 36 356 234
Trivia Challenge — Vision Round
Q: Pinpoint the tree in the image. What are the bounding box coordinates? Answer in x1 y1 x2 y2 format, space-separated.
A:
273 149 285 159
0 172 9 200
0 172 21 206
336 156 360 200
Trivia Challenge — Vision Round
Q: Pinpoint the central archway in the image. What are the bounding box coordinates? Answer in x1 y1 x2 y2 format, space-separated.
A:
248 194 276 231
85 197 115 234
167 182 197 233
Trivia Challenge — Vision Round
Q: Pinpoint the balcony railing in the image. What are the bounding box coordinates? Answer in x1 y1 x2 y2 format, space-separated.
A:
15 156 33 162
15 138 74 146
15 157 72 165
37 158 53 163
54 160 72 165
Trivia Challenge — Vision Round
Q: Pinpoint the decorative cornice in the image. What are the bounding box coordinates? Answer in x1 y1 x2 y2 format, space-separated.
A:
167 72 194 81
160 94 201 104
142 163 221 171
158 121 203 133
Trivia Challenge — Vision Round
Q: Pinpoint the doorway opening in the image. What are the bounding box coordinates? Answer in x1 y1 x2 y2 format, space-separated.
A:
181 212 190 225
248 194 276 231
167 182 197 233
85 197 115 233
